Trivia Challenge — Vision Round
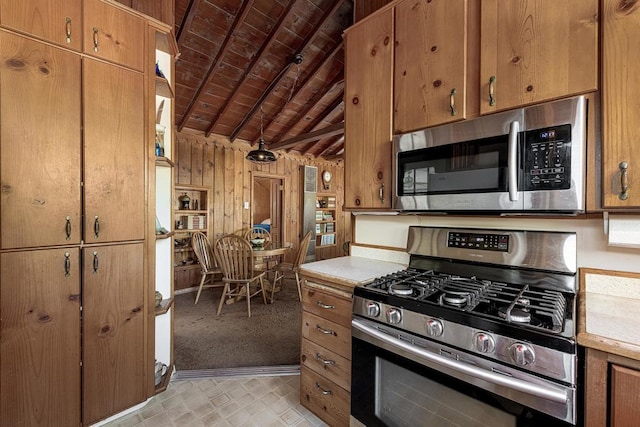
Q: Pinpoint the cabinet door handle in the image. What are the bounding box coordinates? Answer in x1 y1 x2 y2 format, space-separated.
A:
450 88 457 116
315 382 333 395
379 182 385 204
65 17 72 43
65 216 72 240
93 216 100 238
315 352 336 365
64 252 71 277
316 301 335 309
489 75 496 106
92 27 99 52
92 251 99 273
619 161 629 200
316 324 335 335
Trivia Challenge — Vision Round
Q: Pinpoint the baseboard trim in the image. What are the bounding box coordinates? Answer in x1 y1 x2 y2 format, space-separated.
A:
172 364 301 381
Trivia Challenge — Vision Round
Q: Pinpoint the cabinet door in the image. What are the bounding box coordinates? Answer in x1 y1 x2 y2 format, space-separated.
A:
0 248 81 426
611 364 640 426
394 0 467 132
82 243 145 425
83 0 145 71
344 8 393 210
0 0 82 51
479 0 597 114
602 0 640 208
83 58 145 243
0 32 82 249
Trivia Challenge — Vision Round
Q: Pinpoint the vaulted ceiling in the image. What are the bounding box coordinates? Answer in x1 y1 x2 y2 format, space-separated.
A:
173 0 353 159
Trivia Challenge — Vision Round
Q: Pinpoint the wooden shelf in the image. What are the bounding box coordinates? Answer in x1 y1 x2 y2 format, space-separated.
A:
155 76 174 98
155 156 174 167
317 244 337 249
175 209 207 215
154 363 173 395
175 264 199 272
155 231 174 240
174 247 193 253
175 228 207 233
155 297 174 316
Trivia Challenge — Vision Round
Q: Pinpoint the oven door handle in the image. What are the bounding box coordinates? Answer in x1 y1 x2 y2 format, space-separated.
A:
508 120 520 202
352 319 568 404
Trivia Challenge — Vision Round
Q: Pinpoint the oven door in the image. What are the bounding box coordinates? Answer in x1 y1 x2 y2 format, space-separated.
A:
351 318 577 427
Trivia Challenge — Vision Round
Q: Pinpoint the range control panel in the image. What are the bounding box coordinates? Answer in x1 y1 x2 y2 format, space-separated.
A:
524 124 572 191
447 232 509 252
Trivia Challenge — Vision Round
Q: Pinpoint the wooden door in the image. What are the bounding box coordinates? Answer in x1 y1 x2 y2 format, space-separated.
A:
83 58 145 243
83 0 145 71
394 0 467 132
344 8 393 210
611 364 640 426
479 0 598 115
82 243 145 425
0 32 82 249
0 0 82 51
0 248 81 426
601 0 640 208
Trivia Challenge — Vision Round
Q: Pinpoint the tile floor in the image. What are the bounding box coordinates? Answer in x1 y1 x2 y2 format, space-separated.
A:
101 373 328 427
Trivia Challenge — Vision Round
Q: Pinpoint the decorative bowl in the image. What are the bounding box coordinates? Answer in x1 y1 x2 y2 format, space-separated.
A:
250 238 265 247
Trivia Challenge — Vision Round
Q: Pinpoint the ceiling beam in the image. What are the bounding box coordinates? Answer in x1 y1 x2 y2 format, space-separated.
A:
298 90 343 136
204 0 298 137
177 0 255 132
230 0 345 142
269 122 344 150
316 135 344 157
176 0 200 46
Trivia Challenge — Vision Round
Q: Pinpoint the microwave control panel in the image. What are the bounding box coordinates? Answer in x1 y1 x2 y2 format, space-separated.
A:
523 124 571 191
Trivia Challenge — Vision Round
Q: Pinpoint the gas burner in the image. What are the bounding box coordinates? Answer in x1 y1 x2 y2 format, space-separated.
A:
499 307 532 323
389 283 413 296
441 291 471 307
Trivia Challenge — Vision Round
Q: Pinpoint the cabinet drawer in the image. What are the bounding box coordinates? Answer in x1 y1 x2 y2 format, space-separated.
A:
302 311 351 360
300 365 350 427
302 285 352 327
301 338 351 391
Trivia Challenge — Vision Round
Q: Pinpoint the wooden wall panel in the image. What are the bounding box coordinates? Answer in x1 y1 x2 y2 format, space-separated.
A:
174 131 350 291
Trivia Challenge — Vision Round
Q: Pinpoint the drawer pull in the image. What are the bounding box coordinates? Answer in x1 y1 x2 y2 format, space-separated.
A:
317 301 335 309
316 352 336 365
316 382 333 395
316 324 336 336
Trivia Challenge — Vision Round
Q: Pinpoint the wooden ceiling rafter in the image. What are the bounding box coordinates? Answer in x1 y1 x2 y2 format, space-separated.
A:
258 39 344 144
297 90 344 137
317 135 344 157
177 0 255 132
203 0 298 137
229 0 345 143
176 0 200 46
269 121 344 151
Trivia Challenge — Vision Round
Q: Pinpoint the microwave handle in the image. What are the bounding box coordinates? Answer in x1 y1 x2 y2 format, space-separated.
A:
508 121 520 201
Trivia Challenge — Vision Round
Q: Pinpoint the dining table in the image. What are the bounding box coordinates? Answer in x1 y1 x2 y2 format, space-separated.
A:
251 243 291 302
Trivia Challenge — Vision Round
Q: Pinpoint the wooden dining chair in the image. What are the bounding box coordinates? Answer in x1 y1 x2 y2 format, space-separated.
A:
244 226 272 247
272 231 312 302
214 234 267 317
191 232 223 304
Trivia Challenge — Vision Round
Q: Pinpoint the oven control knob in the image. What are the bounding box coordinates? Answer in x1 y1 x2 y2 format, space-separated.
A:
425 318 444 337
366 302 381 317
473 332 495 353
386 308 402 324
509 343 536 366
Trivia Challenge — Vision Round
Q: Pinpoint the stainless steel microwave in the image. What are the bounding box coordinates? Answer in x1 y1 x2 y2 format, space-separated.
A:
393 96 587 213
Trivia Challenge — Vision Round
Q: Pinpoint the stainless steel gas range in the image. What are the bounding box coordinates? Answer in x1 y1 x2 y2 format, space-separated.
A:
351 226 579 427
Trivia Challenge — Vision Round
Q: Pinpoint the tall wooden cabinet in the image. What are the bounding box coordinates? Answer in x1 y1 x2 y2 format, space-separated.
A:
0 1 150 425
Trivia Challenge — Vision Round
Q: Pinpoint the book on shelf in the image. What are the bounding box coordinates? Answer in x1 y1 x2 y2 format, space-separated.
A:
315 224 321 234
324 223 334 233
320 233 335 246
315 210 324 221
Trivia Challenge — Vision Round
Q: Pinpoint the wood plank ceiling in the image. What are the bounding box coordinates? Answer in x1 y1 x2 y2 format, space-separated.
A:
174 0 353 159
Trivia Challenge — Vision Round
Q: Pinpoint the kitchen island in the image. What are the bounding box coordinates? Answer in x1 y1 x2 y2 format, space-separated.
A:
298 256 405 427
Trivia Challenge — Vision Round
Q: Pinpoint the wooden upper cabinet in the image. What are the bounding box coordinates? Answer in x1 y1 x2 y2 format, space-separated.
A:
83 58 145 243
0 32 82 249
479 0 598 115
601 0 640 208
0 0 82 51
82 243 145 425
83 0 145 71
394 0 467 133
0 248 81 426
344 7 393 210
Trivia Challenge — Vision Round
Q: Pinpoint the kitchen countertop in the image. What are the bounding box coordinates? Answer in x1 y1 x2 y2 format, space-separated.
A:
578 268 640 360
299 256 406 292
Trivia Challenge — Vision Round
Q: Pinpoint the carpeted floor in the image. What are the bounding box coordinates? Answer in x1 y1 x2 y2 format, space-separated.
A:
173 278 302 371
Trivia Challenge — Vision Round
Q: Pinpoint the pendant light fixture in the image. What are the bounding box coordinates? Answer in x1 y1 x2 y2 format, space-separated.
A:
246 105 276 163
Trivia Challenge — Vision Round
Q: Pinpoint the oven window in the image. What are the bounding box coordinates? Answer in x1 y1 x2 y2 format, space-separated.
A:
397 134 511 196
375 357 516 427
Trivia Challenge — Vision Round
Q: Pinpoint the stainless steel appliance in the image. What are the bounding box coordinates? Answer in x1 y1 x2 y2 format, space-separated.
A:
351 226 580 426
393 96 588 213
